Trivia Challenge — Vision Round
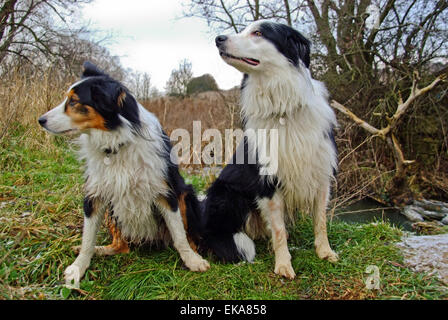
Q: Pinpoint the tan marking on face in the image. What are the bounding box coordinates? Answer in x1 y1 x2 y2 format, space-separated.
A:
65 90 108 131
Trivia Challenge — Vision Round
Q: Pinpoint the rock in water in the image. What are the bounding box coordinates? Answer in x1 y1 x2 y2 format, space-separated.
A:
442 216 448 226
419 210 447 221
410 205 446 220
401 206 424 222
413 199 448 214
409 201 448 221
396 234 448 285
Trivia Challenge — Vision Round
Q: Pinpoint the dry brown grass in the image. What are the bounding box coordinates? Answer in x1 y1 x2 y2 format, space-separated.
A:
0 66 76 151
141 90 241 135
141 90 241 178
330 118 393 209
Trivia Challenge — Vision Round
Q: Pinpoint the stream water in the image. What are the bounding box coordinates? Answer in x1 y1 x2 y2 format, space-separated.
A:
334 198 413 231
334 199 448 285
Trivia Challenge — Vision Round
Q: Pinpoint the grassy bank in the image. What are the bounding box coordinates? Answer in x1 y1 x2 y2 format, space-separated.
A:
0 125 447 300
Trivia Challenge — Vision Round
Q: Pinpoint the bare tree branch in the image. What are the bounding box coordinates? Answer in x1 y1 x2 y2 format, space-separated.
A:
331 73 446 178
331 100 381 136
219 0 239 33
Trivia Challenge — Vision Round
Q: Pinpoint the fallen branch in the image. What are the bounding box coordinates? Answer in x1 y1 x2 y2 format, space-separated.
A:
331 73 446 140
330 100 380 136
330 72 446 183
385 73 446 135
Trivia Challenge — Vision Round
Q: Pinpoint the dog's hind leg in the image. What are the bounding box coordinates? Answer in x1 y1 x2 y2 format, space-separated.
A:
259 193 296 279
65 198 106 288
313 185 338 262
95 212 130 255
72 210 130 256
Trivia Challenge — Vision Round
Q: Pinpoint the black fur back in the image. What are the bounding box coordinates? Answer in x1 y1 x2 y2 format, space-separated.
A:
199 137 276 262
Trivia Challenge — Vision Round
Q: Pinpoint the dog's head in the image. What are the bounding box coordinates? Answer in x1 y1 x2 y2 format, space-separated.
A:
216 20 310 73
38 62 140 135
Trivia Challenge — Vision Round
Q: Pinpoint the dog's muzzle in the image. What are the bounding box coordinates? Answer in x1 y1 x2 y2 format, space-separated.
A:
38 116 47 127
215 35 228 48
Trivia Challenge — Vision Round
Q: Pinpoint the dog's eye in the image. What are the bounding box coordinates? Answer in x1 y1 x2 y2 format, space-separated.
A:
68 100 77 107
252 31 262 37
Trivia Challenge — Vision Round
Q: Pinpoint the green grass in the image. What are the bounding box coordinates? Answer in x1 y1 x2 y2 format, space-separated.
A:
1 125 447 300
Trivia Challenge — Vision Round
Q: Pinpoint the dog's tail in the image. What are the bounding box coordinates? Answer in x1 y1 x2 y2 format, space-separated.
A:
197 191 256 263
202 231 256 263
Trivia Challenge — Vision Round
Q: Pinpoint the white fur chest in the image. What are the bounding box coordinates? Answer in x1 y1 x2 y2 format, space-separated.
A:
77 120 169 242
242 72 337 216
246 112 336 209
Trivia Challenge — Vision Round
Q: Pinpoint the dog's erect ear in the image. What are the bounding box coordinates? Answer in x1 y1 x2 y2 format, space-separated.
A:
82 61 107 78
287 30 310 68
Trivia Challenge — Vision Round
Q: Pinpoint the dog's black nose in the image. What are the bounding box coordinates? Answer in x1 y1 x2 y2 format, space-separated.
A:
215 35 228 47
38 117 47 126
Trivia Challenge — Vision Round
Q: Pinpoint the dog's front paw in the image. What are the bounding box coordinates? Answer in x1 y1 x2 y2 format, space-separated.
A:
185 254 210 272
316 248 339 263
274 262 296 279
64 264 83 289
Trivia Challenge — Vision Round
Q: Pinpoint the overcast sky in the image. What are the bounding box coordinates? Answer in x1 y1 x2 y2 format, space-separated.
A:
80 0 243 91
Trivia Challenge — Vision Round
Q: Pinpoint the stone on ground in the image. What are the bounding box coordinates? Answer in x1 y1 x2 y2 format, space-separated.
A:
396 234 448 285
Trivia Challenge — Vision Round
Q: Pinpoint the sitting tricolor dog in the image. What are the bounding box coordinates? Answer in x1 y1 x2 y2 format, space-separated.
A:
39 62 210 288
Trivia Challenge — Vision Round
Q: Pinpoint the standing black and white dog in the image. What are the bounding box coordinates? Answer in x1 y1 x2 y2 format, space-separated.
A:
38 62 210 288
201 21 338 279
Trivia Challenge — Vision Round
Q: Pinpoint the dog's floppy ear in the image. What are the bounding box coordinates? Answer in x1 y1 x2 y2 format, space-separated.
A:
88 73 141 131
90 82 125 111
114 85 140 128
82 61 107 78
116 87 127 108
93 82 140 128
287 30 310 68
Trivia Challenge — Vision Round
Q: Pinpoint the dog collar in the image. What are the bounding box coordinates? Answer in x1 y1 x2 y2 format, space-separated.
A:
103 143 125 155
103 143 126 165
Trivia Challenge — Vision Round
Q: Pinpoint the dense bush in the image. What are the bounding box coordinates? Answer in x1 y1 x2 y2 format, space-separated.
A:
186 74 219 95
